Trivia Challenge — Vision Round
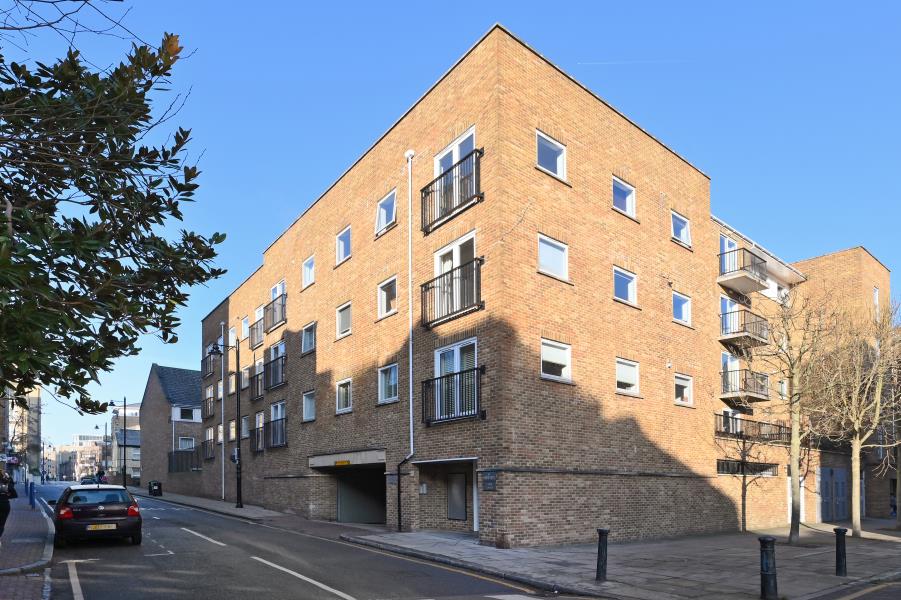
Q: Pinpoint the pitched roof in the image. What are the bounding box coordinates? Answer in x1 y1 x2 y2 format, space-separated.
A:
154 365 202 408
115 429 141 447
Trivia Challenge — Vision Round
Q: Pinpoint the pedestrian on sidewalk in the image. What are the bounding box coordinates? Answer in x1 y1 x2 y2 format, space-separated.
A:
0 469 19 545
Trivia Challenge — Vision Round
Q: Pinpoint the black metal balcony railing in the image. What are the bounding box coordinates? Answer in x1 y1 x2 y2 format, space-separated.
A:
421 258 483 327
249 318 264 348
720 309 769 341
265 418 287 448
201 354 215 378
264 294 287 331
250 426 265 453
264 355 287 390
422 366 485 426
718 247 767 281
201 440 215 460
201 396 216 420
421 148 483 233
721 369 769 398
715 413 790 443
168 449 202 473
250 372 264 400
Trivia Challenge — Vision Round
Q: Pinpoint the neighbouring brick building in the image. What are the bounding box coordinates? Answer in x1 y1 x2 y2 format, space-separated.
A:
139 364 203 495
190 25 891 546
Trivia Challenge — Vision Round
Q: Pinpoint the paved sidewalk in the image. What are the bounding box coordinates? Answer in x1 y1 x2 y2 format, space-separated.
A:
127 486 284 520
0 489 54 600
343 520 901 599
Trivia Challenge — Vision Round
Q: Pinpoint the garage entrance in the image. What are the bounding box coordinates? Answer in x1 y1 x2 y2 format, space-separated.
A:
336 467 386 524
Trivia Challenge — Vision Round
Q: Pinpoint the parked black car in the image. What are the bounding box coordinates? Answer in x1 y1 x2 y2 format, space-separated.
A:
50 485 142 547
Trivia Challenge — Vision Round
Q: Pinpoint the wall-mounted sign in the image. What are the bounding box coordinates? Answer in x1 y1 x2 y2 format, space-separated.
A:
334 460 351 466
481 470 497 491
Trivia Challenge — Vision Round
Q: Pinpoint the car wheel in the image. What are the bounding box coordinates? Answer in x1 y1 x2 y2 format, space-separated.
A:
53 535 66 549
130 532 142 545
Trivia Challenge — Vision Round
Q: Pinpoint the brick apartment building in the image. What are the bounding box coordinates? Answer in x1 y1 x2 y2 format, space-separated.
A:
139 364 203 495
188 25 891 546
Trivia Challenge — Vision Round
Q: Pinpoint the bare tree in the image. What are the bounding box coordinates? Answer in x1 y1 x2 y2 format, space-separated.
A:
808 303 901 537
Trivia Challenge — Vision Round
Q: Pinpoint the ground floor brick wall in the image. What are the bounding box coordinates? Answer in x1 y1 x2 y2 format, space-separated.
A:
160 472 203 496
417 463 475 533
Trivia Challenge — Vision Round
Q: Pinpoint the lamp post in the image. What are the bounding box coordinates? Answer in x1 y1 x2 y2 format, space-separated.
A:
209 340 242 508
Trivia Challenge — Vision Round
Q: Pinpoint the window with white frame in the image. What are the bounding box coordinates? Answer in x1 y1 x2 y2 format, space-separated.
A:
228 327 236 347
378 276 397 318
336 302 352 338
336 226 351 264
178 437 195 450
228 419 236 441
538 234 568 280
303 255 315 288
874 287 880 316
674 373 693 405
271 280 286 300
612 177 636 217
254 305 264 323
216 423 223 444
540 339 572 382
616 358 640 395
227 373 236 394
240 416 249 439
672 291 691 325
536 130 566 179
179 407 193 420
375 190 397 235
302 390 315 422
241 366 250 389
671 211 691 246
255 411 264 432
336 378 352 413
302 321 316 353
217 380 223 400
204 427 214 442
613 267 637 304
271 400 285 421
241 317 249 340
204 384 213 402
378 364 398 404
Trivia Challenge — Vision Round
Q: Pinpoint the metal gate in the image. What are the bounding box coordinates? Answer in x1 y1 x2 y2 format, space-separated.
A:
820 467 849 522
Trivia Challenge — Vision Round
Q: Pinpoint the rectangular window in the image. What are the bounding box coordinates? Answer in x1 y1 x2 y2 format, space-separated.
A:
241 366 250 389
874 287 880 315
204 427 214 442
375 190 397 234
241 317 249 340
303 255 315 288
228 419 236 442
271 280 285 301
672 291 691 325
271 400 286 421
302 390 315 422
228 327 236 347
378 276 398 318
612 177 635 217
204 384 214 401
255 411 264 431
537 234 568 280
217 380 223 400
302 321 316 353
240 416 249 439
671 211 691 246
336 378 352 414
178 437 195 450
336 226 351 264
536 130 566 179
227 373 236 394
540 339 572 382
716 459 778 477
216 423 223 444
378 364 399 404
179 408 193 420
336 302 352 338
616 358 639 395
674 373 693 406
613 267 637 304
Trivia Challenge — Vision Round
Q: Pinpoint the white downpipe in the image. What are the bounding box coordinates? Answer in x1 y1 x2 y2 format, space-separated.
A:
219 321 226 500
404 149 416 458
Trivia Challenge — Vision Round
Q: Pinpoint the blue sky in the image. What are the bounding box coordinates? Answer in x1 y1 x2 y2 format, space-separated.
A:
22 2 900 446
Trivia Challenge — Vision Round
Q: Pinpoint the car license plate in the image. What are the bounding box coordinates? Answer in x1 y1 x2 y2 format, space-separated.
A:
86 524 116 531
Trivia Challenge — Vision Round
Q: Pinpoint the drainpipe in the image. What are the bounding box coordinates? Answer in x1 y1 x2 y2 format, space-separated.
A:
219 321 226 500
398 149 416 531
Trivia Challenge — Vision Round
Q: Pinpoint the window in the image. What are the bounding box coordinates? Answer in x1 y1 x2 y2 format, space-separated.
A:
255 411 264 432
179 408 193 420
717 460 778 477
204 427 214 442
616 358 639 395
674 373 693 405
271 280 285 300
613 267 637 304
228 373 236 394
612 177 635 217
378 364 398 404
378 276 397 318
271 401 285 421
228 327 236 347
336 226 351 264
375 190 397 234
217 380 223 400
178 437 195 450
672 291 691 325
241 317 249 340
240 416 249 439
204 384 214 402
671 211 691 246
302 321 316 353
228 420 236 442
302 390 316 422
540 339 572 382
874 287 880 316
241 367 250 389
536 130 566 179
433 339 478 420
537 234 568 280
336 379 352 414
216 423 223 444
336 302 352 338
303 256 315 288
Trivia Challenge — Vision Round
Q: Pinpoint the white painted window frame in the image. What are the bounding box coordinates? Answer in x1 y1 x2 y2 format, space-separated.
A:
377 275 398 318
336 378 353 414
537 233 569 281
535 129 567 180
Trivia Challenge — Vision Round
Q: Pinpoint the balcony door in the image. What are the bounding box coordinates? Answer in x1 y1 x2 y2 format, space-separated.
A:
434 339 477 420
434 129 475 219
720 234 738 274
721 296 737 334
434 234 475 320
722 351 739 392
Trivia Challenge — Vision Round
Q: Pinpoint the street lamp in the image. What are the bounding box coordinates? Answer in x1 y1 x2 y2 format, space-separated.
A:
111 398 127 487
209 340 242 508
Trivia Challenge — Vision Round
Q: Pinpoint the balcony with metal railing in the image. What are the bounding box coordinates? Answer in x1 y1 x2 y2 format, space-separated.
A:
421 258 483 328
717 248 768 294
719 309 769 347
421 148 483 233
250 427 265 453
201 440 215 460
422 366 485 426
168 448 202 473
714 413 789 443
720 369 769 402
264 294 287 332
201 396 216 420
201 354 215 378
249 372 264 400
249 318 264 349
265 418 287 449
264 355 287 390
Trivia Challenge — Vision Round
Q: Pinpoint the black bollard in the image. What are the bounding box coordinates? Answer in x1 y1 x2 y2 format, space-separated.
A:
834 527 847 577
758 536 778 600
596 528 610 581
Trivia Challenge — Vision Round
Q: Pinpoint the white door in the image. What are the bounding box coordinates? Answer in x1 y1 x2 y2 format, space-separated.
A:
722 352 739 392
434 235 476 320
721 296 738 335
434 130 475 217
434 340 477 419
720 235 738 273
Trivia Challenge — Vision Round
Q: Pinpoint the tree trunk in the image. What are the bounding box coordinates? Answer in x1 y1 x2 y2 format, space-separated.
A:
896 447 901 530
851 435 862 537
789 394 802 544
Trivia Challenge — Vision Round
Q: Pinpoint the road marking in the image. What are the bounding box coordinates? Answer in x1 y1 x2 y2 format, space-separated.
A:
62 560 97 600
144 550 175 557
180 527 226 546
251 556 357 600
835 582 900 600
153 516 160 520
488 595 536 599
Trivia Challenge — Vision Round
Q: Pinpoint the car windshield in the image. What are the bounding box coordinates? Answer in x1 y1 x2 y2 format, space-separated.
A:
68 490 130 505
